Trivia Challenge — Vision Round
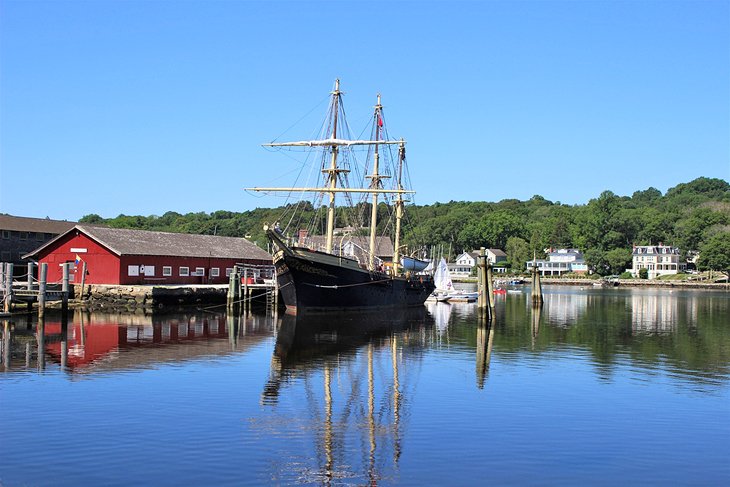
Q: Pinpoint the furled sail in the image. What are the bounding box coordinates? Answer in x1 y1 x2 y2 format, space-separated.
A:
264 138 403 147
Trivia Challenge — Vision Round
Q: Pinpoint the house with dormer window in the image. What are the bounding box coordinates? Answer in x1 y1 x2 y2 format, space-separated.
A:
631 244 685 279
450 249 508 278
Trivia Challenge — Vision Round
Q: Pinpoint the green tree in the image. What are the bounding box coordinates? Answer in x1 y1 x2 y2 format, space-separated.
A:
698 232 730 278
505 236 530 272
605 248 632 275
584 248 609 275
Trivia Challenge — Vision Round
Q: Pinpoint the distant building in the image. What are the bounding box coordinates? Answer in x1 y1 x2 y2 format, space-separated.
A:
296 229 394 268
23 225 271 285
527 248 588 276
0 214 76 276
451 249 508 278
631 244 686 279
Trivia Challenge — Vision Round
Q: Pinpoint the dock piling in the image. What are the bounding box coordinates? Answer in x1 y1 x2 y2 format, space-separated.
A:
531 261 543 306
61 263 70 319
3 263 14 314
38 263 47 319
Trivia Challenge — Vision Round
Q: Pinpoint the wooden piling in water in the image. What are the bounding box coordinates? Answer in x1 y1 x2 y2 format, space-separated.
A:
477 248 487 313
227 269 237 311
486 259 495 309
80 261 87 301
27 262 34 291
38 263 47 319
243 267 249 315
531 265 543 306
3 263 14 314
61 263 69 319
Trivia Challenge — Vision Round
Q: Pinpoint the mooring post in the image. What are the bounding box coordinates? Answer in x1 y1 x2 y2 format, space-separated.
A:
243 267 249 314
486 260 495 309
38 263 48 319
274 275 279 310
1 263 6 313
80 261 87 301
4 263 14 314
61 262 69 319
27 261 34 290
227 270 235 311
477 248 486 310
532 264 543 306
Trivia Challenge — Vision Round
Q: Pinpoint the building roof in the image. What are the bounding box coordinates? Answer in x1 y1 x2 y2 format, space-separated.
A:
0 214 76 234
25 225 272 260
466 249 506 259
299 234 395 257
632 244 680 255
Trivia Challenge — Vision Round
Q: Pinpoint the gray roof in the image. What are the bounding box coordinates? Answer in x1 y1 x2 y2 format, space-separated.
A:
0 214 76 234
300 234 394 257
467 249 506 258
25 225 271 260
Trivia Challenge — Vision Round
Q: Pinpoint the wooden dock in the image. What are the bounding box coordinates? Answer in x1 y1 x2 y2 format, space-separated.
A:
1 262 279 315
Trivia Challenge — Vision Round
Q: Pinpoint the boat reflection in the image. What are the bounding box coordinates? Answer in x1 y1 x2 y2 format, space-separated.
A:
261 309 431 485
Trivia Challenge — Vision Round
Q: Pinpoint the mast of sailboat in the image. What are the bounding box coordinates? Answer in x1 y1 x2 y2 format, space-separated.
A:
249 80 415 252
367 94 385 270
324 79 342 254
393 140 405 276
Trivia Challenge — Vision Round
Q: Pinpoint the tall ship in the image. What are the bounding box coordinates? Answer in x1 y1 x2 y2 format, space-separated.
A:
247 80 434 314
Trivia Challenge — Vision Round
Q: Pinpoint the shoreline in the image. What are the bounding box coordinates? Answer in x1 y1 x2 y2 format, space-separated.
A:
454 277 729 290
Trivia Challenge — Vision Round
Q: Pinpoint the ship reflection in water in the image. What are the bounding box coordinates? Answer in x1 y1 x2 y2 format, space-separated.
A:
260 308 433 485
1 288 729 486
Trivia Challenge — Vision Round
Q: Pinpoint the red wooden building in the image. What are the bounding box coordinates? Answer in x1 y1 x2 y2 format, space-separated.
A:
24 225 272 285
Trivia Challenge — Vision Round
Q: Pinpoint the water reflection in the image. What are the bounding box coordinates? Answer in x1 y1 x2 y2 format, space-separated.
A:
1 289 729 486
630 291 679 334
261 309 432 485
0 309 275 374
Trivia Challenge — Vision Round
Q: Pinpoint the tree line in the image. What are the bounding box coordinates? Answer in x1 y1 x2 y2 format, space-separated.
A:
80 177 730 276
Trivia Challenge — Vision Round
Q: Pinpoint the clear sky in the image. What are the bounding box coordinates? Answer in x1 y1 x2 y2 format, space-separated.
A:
1 0 728 221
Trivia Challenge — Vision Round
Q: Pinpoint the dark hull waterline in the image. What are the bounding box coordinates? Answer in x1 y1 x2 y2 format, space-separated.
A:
274 252 435 314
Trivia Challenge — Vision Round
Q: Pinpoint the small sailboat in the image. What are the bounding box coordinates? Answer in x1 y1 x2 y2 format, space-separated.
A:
429 257 477 302
247 80 435 314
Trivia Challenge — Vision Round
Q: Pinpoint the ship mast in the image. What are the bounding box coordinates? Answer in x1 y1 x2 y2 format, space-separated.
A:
324 79 342 254
367 94 386 271
393 140 405 275
248 80 415 255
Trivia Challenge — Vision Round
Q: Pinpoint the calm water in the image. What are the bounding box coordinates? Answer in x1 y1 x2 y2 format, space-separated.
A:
1 286 729 486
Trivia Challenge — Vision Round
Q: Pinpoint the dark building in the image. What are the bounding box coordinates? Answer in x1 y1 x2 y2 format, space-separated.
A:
0 214 76 276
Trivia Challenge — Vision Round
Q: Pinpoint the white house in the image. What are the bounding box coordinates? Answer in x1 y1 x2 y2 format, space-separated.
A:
631 244 686 279
526 248 588 276
450 249 508 278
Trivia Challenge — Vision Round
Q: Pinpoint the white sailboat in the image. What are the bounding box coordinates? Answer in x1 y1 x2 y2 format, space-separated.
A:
429 257 477 303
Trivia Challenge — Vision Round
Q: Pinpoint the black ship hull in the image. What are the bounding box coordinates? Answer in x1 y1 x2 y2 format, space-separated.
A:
273 249 435 314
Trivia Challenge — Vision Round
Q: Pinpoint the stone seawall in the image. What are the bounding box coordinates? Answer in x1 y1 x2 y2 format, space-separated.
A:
71 284 229 311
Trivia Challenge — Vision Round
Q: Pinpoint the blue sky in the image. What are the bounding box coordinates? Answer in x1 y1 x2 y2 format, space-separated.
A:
1 0 728 221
